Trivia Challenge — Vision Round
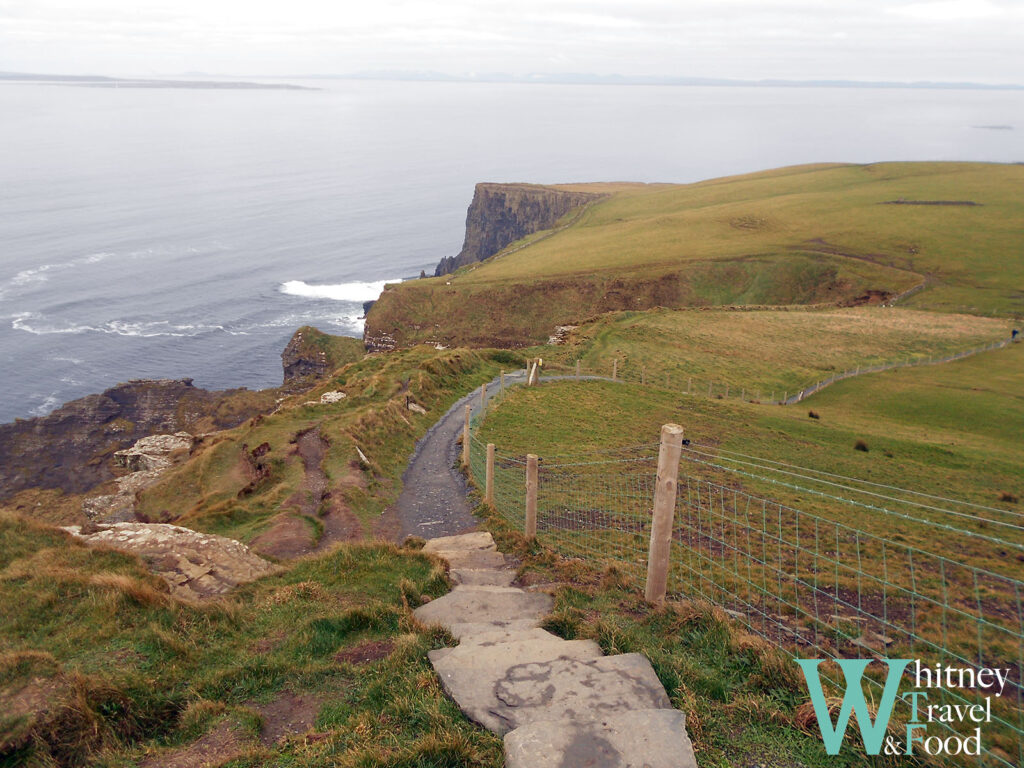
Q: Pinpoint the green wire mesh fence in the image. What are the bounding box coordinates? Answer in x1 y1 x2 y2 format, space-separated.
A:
466 408 1024 767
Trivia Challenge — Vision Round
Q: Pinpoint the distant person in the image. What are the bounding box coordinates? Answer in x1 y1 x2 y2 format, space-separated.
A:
1013 328 1019 341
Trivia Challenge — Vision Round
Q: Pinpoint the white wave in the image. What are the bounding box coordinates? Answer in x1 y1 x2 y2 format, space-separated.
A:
30 393 62 418
11 313 247 338
279 278 403 303
0 252 113 299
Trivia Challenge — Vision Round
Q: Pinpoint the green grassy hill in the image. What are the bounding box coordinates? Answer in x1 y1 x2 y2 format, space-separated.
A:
366 162 1024 349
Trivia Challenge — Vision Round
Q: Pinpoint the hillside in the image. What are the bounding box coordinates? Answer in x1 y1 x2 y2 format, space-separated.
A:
365 162 1024 350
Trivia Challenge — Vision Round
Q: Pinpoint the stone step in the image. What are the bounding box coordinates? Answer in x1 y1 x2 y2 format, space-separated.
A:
435 549 509 570
412 586 552 633
457 627 565 646
433 652 672 734
430 637 603 670
447 620 544 641
451 567 516 587
504 709 697 768
422 531 496 553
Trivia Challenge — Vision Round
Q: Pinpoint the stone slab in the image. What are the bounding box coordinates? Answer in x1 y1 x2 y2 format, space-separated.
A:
451 568 516 587
430 637 602 671
422 532 496 554
457 627 564 646
504 709 697 768
434 653 672 734
413 587 552 632
435 549 509 570
448 620 545 640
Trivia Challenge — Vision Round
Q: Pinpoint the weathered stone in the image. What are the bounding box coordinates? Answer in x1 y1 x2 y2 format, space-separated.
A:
430 637 602 671
451 568 516 587
422 531 496 553
435 653 672 734
63 522 279 598
113 432 194 472
504 709 697 768
437 549 509 570
412 586 552 633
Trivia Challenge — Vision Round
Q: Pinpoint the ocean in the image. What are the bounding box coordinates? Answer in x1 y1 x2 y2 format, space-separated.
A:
0 78 1021 422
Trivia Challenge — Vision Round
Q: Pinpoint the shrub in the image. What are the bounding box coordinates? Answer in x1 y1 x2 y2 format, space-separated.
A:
854 440 869 452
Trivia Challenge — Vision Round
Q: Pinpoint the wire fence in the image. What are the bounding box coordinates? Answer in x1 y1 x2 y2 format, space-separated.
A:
466 411 1024 767
536 334 1017 405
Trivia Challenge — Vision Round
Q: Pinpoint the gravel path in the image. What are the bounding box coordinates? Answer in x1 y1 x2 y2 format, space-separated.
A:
391 370 529 539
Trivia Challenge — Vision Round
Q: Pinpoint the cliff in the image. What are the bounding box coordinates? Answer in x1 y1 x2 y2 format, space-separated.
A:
433 183 603 276
281 325 364 384
0 379 279 500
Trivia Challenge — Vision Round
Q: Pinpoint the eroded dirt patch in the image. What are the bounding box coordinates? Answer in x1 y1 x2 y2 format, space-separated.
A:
141 720 252 768
250 513 316 559
335 639 396 666
255 691 324 747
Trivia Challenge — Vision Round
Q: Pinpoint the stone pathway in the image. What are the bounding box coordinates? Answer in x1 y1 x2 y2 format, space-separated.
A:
413 531 697 768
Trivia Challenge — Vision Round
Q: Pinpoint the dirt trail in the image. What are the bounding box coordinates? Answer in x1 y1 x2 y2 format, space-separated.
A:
250 426 360 559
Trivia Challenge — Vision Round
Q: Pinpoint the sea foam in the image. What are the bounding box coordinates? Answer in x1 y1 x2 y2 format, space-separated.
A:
279 278 403 303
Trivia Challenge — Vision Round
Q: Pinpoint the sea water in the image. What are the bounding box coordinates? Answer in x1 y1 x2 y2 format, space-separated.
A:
1 79 1021 422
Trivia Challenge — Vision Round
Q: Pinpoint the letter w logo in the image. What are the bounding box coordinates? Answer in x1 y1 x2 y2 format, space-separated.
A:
795 658 910 755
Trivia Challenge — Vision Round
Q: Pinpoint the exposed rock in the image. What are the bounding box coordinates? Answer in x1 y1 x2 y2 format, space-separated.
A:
63 522 280 598
319 391 347 404
281 325 363 384
434 183 603 276
113 432 195 472
0 379 273 501
83 434 196 523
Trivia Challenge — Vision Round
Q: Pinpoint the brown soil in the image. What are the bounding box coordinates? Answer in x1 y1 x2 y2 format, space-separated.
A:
335 639 396 666
141 720 252 768
250 514 315 560
254 691 323 746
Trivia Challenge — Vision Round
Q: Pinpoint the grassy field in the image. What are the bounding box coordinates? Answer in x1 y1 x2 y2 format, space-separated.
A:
1 344 523 767
367 162 1024 349
0 514 502 767
475 340 1024 567
136 346 511 543
533 305 1011 397
470 342 1024 764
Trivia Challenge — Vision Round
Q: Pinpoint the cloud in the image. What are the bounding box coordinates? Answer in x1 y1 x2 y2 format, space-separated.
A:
0 0 1019 83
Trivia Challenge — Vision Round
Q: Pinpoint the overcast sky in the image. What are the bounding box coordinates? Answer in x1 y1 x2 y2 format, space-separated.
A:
1 0 1021 83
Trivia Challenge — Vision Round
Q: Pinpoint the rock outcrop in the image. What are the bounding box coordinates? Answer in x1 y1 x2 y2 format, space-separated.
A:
0 379 270 501
63 522 279 599
281 325 364 384
433 184 602 276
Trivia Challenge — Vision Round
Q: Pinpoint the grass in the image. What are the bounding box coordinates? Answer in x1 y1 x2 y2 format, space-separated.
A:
136 345 505 542
474 340 1024 567
472 505 904 768
0 512 502 767
367 162 1024 349
468 341 1024 764
532 305 1010 397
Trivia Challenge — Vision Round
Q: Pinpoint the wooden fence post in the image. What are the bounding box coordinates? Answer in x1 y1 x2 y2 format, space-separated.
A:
708 380 713 397
462 404 471 466
576 360 581 380
500 370 505 394
645 424 685 605
525 454 538 538
480 383 487 409
688 376 692 395
612 359 617 381
485 443 495 504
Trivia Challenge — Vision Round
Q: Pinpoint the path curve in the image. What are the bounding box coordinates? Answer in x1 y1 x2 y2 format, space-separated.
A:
390 371 527 539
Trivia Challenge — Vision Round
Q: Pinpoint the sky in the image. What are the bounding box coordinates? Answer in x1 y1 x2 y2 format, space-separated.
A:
0 0 1021 83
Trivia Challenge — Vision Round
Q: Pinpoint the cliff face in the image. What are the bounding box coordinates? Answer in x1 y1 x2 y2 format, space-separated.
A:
434 183 602 276
281 326 364 384
0 379 276 500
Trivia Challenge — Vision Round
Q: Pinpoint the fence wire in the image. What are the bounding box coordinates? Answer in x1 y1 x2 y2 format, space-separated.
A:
550 335 1016 406
468 419 1024 767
